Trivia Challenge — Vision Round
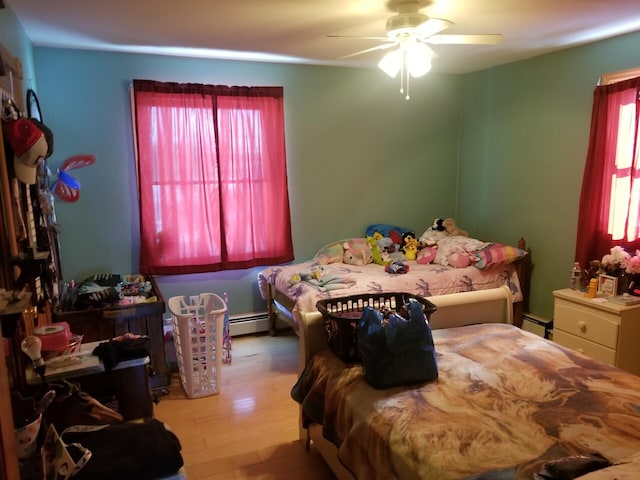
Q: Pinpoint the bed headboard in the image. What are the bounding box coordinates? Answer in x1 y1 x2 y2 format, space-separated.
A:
298 286 513 372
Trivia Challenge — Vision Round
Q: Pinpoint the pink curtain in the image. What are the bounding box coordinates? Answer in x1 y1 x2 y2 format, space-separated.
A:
132 80 293 275
575 77 640 267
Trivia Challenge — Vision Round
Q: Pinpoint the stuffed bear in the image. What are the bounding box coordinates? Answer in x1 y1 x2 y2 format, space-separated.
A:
443 218 468 237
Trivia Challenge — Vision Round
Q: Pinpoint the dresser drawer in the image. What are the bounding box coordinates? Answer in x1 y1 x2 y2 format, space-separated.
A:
552 330 617 366
553 298 619 349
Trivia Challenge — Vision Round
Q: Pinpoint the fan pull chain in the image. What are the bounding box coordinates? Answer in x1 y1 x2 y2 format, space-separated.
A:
399 50 410 100
406 73 411 100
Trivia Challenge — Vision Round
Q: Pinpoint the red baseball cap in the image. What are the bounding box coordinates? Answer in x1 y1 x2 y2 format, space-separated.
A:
4 117 48 184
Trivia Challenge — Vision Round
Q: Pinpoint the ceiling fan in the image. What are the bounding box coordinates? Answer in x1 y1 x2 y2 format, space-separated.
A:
329 0 503 99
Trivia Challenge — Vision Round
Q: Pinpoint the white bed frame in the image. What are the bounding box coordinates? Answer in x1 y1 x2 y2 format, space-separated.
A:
296 286 514 480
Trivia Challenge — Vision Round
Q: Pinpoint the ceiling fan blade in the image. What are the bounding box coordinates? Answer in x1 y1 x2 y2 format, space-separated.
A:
339 42 398 59
426 34 504 45
327 35 391 41
415 18 454 38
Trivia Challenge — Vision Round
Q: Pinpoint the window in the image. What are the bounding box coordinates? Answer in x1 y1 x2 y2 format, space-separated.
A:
131 80 293 275
575 72 640 267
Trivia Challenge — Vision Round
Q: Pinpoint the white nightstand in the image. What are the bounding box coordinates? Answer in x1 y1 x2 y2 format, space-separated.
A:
553 289 640 376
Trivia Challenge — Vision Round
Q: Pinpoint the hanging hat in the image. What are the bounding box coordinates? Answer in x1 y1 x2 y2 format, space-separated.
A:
4 117 48 184
29 118 54 159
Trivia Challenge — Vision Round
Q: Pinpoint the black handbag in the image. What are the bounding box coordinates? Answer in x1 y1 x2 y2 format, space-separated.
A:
357 299 438 389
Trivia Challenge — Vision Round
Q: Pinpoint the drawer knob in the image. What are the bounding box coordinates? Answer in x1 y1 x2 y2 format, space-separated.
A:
577 320 587 332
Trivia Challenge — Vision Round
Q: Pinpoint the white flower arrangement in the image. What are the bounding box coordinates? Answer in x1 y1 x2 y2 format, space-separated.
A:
601 246 630 268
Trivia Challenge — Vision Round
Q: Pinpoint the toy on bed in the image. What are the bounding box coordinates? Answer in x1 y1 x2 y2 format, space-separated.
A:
288 265 356 291
415 218 478 267
313 238 373 266
366 224 415 265
416 246 437 264
400 232 420 260
288 265 325 285
418 218 450 245
343 240 373 266
385 261 410 274
443 217 468 237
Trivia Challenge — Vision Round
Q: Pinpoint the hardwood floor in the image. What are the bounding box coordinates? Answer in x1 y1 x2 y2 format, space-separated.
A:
154 330 336 480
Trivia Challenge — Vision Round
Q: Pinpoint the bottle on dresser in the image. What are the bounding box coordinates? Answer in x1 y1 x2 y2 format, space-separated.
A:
570 262 582 291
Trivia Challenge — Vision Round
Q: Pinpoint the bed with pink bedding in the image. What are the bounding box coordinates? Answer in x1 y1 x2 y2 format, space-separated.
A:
258 237 528 334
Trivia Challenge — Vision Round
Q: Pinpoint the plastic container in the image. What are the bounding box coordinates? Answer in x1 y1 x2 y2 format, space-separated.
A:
570 262 582 290
168 293 226 398
316 292 437 363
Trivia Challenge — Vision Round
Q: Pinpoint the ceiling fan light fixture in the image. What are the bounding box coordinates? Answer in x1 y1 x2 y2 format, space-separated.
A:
378 48 403 78
378 41 432 100
406 42 432 77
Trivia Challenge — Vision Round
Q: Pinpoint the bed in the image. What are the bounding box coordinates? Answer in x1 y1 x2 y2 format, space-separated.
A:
258 233 529 335
291 287 640 480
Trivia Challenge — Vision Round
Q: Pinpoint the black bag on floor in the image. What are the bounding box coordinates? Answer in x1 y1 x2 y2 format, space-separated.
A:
61 418 183 480
357 298 438 389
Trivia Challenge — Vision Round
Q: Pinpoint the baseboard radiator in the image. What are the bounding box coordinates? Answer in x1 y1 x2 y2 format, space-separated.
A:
228 312 271 336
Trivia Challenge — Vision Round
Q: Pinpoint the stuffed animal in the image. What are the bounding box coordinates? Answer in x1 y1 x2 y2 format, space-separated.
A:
367 236 390 265
401 232 420 261
343 240 373 266
431 218 446 232
418 218 450 246
385 261 409 274
377 236 396 255
416 246 437 264
443 218 468 237
289 265 325 285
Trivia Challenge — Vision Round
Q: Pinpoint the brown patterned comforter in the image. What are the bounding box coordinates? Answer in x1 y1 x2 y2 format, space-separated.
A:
291 323 640 479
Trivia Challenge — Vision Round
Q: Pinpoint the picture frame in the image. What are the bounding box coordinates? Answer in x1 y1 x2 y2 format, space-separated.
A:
598 274 618 296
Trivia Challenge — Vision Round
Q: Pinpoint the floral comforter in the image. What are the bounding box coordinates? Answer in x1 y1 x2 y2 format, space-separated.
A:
291 324 640 480
258 261 522 325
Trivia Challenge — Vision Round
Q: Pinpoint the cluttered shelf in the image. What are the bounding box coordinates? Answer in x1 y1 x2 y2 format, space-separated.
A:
52 274 168 392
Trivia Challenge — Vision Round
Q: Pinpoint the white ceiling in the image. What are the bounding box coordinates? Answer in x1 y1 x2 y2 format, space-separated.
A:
5 0 640 74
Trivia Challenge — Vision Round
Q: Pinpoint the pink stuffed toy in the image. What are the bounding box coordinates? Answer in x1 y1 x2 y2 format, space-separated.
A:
343 240 373 266
416 247 436 264
447 252 471 268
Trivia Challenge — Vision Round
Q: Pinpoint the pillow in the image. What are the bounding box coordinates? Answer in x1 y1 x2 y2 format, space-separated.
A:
473 243 528 270
313 241 345 265
434 236 488 266
313 238 370 265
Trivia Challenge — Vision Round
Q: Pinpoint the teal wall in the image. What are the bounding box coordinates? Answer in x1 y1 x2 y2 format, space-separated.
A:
458 31 640 318
3 4 640 319
28 49 462 315
0 6 35 98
